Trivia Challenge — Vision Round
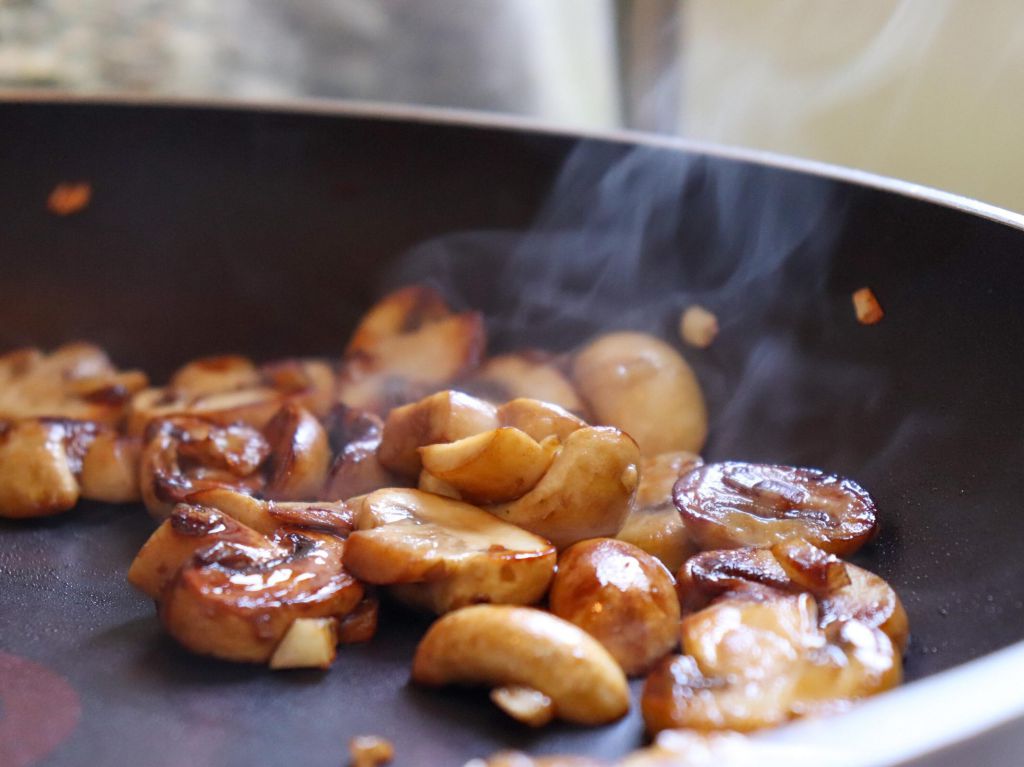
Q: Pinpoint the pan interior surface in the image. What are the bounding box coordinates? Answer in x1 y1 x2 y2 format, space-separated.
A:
1 101 1022 766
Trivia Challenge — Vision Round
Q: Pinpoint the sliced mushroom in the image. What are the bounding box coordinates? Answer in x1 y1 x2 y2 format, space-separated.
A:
262 404 331 500
466 352 585 415
0 419 140 518
642 593 901 733
616 451 702 573
160 528 363 663
487 427 640 549
167 355 261 398
78 430 142 504
344 488 556 613
572 332 707 455
127 503 275 599
549 539 680 676
185 487 355 537
677 542 908 652
322 406 396 501
377 390 498 477
419 427 559 505
139 417 270 518
0 343 147 425
417 469 462 499
412 605 630 726
260 358 337 419
0 420 82 518
673 462 878 556
679 540 905 651
496 398 586 443
345 284 451 356
127 355 335 436
339 286 486 413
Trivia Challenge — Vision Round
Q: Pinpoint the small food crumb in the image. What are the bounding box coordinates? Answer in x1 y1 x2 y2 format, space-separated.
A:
852 287 884 325
679 305 719 348
349 734 394 767
47 182 92 216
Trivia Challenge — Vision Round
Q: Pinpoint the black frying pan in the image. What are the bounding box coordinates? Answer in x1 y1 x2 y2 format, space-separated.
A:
1 98 1023 767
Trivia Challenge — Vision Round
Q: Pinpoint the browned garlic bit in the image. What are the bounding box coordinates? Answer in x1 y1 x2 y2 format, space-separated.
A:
0 344 147 518
852 287 884 325
549 539 680 676
343 488 556 613
465 351 586 415
677 538 909 652
673 461 878 556
47 181 92 215
412 605 629 726
572 331 707 455
616 451 703 573
129 502 362 666
678 305 719 349
641 591 901 734
338 285 485 413
348 734 395 767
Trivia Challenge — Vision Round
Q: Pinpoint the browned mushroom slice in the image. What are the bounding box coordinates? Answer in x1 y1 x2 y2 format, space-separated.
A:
127 503 276 599
418 427 559 505
641 593 901 733
78 429 142 504
466 352 585 415
549 539 680 676
572 332 707 455
677 542 908 653
487 427 640 549
160 529 363 663
262 404 331 501
127 356 335 436
0 419 83 518
186 487 355 537
0 419 141 518
673 462 878 556
139 417 270 519
343 488 556 613
495 398 587 443
321 406 396 501
616 451 703 573
0 343 147 424
377 390 499 477
345 284 451 356
338 286 486 413
167 355 261 398
337 595 380 644
260 358 337 419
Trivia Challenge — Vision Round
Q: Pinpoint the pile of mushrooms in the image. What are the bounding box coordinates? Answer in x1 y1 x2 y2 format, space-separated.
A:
1 285 910 763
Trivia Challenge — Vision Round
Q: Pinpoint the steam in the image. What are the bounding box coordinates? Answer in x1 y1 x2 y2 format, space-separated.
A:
381 141 896 468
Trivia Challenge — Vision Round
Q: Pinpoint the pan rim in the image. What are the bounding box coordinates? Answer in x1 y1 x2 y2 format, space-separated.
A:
2 89 1022 766
2 89 1023 234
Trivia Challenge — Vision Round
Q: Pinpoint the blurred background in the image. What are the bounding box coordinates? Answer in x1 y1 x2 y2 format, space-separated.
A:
1 0 1021 211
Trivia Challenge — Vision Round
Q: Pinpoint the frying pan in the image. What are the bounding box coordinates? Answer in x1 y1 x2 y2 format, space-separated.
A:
1 96 1023 767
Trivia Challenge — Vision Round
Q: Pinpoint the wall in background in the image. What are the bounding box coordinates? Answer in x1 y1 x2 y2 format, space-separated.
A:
681 0 1024 212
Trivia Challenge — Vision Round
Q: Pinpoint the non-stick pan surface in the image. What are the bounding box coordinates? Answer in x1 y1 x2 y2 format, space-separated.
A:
1 100 1023 766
